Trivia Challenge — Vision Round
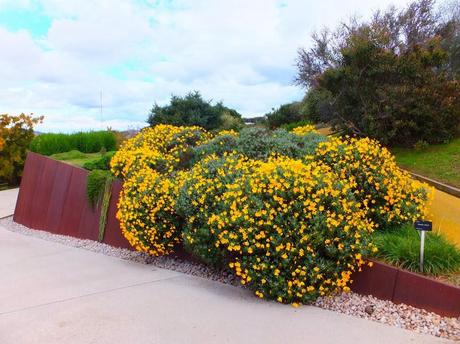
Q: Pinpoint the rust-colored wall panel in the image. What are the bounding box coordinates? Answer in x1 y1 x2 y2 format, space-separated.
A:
29 158 58 230
103 179 132 250
45 162 74 233
351 260 398 301
13 152 46 227
77 201 100 242
393 270 460 317
57 167 88 238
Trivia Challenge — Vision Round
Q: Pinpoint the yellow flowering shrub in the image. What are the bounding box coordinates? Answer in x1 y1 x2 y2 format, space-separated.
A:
117 168 187 255
292 124 319 135
112 125 430 304
179 154 376 303
111 125 210 255
308 137 431 228
111 124 211 178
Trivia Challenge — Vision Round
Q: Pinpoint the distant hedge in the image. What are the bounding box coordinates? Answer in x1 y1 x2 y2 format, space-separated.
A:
30 131 117 156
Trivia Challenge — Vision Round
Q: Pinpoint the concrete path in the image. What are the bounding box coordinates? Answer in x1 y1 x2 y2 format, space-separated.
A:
0 188 18 218
0 224 451 344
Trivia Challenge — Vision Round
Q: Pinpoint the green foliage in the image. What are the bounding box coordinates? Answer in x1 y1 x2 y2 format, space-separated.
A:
296 0 460 146
30 131 117 156
83 151 116 171
147 91 243 130
98 177 113 242
236 127 326 161
86 170 112 208
265 102 306 129
0 113 43 185
373 224 460 276
300 88 334 124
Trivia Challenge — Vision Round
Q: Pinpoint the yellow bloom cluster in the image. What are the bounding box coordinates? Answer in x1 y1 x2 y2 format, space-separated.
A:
308 137 432 228
111 125 211 255
292 125 318 135
111 124 211 178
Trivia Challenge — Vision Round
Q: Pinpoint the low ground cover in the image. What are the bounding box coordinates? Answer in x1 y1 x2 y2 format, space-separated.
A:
392 138 460 188
110 124 434 305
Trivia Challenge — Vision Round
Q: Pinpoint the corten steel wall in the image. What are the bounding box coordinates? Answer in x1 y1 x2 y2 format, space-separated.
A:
14 152 131 250
351 259 460 317
14 153 460 317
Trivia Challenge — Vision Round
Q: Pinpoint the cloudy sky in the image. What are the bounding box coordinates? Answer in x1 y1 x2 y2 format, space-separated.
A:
0 0 412 132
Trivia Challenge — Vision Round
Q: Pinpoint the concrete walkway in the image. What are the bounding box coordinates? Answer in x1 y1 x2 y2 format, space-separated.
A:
0 188 18 218
0 223 451 344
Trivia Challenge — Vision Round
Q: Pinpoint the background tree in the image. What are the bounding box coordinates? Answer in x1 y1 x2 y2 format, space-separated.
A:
147 91 243 131
296 0 460 146
0 113 43 185
264 102 307 129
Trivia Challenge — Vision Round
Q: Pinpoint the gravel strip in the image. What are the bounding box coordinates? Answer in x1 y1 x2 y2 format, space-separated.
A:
1 216 459 341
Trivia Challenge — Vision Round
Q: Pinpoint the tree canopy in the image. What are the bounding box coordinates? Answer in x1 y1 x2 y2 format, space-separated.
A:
296 0 460 146
147 91 243 131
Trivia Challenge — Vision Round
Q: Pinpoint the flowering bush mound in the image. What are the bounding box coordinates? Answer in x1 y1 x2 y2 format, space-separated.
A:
111 124 430 305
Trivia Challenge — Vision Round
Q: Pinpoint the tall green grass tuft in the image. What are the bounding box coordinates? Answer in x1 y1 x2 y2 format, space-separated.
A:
30 131 116 156
373 224 460 276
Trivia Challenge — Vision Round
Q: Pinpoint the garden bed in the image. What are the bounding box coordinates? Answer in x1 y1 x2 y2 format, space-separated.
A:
13 151 460 317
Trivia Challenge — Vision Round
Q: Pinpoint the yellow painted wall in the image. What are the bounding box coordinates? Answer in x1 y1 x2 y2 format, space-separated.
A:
428 189 460 248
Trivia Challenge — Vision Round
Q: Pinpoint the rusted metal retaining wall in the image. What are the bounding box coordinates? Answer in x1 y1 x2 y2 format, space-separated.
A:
13 152 460 317
14 152 131 249
352 260 460 317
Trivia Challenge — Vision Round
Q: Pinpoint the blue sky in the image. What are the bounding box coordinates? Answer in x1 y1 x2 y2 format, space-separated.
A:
0 0 412 132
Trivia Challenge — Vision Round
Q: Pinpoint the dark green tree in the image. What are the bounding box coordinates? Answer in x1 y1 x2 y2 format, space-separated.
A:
265 102 306 129
296 0 460 146
147 91 243 131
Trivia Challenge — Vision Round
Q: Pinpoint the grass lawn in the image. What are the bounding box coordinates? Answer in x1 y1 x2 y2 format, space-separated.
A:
392 138 460 188
50 150 106 167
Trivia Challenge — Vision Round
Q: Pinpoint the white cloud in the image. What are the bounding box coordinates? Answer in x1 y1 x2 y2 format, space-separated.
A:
0 0 413 132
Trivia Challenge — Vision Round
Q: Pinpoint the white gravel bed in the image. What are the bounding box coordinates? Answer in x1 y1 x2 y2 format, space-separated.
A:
1 216 459 341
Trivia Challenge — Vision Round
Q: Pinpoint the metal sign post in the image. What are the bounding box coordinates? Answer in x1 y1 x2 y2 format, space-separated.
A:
414 220 432 273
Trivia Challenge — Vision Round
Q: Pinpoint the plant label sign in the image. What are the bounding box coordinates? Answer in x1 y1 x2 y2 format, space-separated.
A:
414 220 432 231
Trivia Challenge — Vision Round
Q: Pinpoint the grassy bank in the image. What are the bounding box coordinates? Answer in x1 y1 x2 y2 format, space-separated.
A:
392 138 460 188
50 150 106 168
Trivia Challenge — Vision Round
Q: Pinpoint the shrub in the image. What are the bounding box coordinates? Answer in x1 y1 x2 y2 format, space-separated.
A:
0 113 43 185
180 155 376 304
112 124 431 305
117 168 187 255
147 91 243 130
265 102 306 129
373 224 460 276
86 169 112 207
83 151 116 171
111 124 211 179
29 131 116 156
296 1 460 146
236 127 326 161
111 124 210 255
307 137 431 229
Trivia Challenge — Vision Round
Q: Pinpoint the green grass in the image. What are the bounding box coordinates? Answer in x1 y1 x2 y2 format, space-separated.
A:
392 138 460 188
372 224 460 276
50 150 106 168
